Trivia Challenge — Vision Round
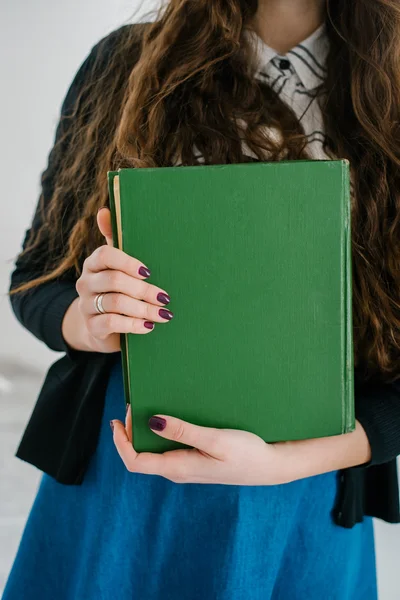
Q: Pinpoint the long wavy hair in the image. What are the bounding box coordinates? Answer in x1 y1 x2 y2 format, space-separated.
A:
11 0 400 382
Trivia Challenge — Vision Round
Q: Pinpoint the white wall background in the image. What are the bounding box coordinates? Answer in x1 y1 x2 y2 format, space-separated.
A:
0 1 398 598
0 0 157 368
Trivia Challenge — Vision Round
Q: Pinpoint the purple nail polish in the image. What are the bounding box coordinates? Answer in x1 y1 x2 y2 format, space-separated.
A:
139 265 151 278
144 321 154 330
148 416 167 431
157 292 171 305
110 420 114 432
159 309 174 320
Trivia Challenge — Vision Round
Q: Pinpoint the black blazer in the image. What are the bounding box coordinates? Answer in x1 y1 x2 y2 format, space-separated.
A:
9 23 400 529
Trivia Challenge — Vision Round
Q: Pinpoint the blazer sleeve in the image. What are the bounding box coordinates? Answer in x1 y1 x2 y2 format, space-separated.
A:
354 370 400 466
9 33 121 353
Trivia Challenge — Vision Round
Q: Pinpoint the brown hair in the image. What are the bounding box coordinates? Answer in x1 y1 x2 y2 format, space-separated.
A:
11 0 400 381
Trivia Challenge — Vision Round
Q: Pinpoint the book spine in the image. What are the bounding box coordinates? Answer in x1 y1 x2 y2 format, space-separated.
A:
342 161 355 432
107 172 131 411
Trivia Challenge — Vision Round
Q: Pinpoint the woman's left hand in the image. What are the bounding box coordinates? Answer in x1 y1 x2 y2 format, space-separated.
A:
111 407 371 485
111 407 291 485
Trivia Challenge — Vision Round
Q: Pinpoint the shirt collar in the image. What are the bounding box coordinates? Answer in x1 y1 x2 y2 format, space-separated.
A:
245 22 329 90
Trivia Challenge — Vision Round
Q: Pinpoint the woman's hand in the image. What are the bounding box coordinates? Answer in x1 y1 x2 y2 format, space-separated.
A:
111 408 371 485
62 208 173 353
111 406 290 485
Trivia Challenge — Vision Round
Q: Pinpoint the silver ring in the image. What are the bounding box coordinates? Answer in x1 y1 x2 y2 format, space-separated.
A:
94 293 107 315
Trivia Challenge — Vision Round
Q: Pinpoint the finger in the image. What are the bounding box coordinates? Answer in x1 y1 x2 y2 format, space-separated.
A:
86 313 155 338
97 208 114 247
85 270 169 306
112 418 168 475
148 415 225 459
112 418 205 479
125 403 132 441
82 292 174 322
83 244 154 285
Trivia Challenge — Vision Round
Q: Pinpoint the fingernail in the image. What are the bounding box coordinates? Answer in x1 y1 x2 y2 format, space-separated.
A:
110 420 114 432
97 206 107 214
157 292 170 305
148 416 167 431
159 309 174 320
139 265 151 278
144 321 155 330
125 403 130 416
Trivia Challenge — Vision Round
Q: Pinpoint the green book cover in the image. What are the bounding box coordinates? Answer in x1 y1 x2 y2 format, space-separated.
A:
107 160 354 453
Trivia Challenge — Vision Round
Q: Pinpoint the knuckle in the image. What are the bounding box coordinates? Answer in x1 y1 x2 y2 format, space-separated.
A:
130 318 141 333
104 314 116 331
94 245 108 263
172 422 185 442
108 271 123 289
139 281 151 302
143 302 153 320
75 276 85 294
112 294 124 313
122 252 134 272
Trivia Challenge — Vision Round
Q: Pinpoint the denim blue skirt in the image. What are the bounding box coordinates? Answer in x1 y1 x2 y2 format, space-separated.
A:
3 356 377 600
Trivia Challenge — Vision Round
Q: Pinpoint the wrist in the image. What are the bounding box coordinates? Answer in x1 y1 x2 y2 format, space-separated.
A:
62 298 93 352
274 420 372 483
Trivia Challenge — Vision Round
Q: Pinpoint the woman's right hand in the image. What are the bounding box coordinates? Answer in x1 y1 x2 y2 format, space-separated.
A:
65 207 173 354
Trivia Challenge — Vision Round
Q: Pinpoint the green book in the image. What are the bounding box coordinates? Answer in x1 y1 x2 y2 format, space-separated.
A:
108 160 354 453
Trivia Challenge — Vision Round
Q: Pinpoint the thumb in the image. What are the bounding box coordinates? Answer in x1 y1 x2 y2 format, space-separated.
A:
148 415 224 458
97 207 114 246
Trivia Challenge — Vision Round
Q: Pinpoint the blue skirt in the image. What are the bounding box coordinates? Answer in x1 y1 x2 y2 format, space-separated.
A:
3 357 378 600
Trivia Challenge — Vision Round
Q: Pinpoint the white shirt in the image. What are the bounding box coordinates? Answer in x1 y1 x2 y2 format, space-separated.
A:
245 22 330 160
174 23 331 165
